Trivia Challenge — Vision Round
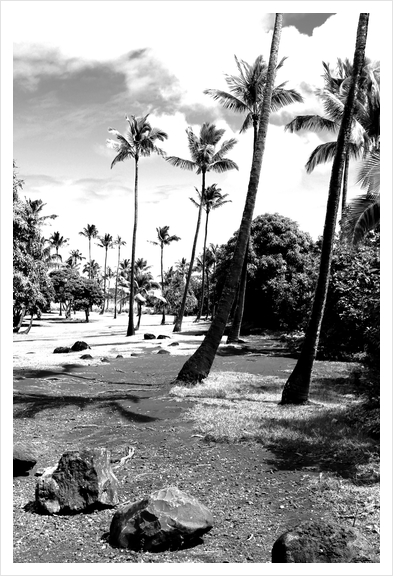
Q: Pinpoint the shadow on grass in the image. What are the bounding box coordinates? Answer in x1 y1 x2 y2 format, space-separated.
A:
13 391 158 423
259 404 378 482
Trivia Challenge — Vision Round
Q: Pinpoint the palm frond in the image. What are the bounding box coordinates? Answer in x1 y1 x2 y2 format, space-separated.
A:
356 149 380 194
107 128 133 147
305 142 337 173
209 158 239 173
165 156 196 171
213 138 238 159
110 148 134 169
270 87 303 112
203 89 250 114
343 193 380 244
285 115 338 134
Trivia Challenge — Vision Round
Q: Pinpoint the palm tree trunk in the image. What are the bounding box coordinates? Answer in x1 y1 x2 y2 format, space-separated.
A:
161 243 166 325
127 157 139 336
100 248 108 314
88 238 92 279
205 269 210 320
340 150 350 228
196 209 209 321
280 13 369 405
176 13 283 382
114 246 120 319
173 170 206 332
20 311 34 334
227 243 248 343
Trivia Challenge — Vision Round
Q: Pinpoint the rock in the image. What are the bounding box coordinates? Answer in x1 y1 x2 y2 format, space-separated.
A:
272 521 376 563
157 349 170 355
144 333 156 340
53 346 71 354
35 448 119 515
157 335 170 340
169 341 180 347
80 354 93 360
116 354 124 359
71 341 91 352
13 443 37 476
109 486 213 552
100 357 110 363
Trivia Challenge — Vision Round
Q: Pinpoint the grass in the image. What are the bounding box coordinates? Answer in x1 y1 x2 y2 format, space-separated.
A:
170 365 379 481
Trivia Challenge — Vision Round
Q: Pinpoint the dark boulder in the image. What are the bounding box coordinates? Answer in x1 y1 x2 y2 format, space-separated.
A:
157 349 170 355
35 448 119 515
144 333 156 340
100 357 110 363
71 341 91 352
109 486 213 551
14 443 38 476
80 354 93 360
116 354 124 359
169 341 180 347
53 347 71 354
272 521 376 563
157 335 170 340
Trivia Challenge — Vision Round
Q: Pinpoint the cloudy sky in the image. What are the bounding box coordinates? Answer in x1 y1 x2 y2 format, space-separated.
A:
5 1 390 280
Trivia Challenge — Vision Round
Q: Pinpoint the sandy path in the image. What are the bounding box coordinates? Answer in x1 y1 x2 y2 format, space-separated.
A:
13 311 221 371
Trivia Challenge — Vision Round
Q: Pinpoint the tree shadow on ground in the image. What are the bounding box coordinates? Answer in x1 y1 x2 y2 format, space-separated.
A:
258 404 378 483
13 391 159 423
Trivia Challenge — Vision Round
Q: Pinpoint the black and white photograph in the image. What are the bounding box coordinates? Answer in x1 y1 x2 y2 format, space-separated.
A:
2 1 391 574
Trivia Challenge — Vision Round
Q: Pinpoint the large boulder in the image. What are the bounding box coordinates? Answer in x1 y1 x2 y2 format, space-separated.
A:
144 333 156 340
272 521 376 563
109 486 213 551
35 448 119 515
13 443 37 476
71 341 91 352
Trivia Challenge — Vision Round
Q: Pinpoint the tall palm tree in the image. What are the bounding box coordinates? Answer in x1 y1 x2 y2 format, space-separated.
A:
68 249 85 268
48 231 69 269
96 233 113 314
175 13 283 382
105 267 115 311
133 270 160 330
280 13 370 404
79 224 99 279
190 184 231 321
113 236 126 319
150 226 181 324
166 123 238 332
285 57 379 220
83 259 100 280
204 54 303 339
107 114 168 336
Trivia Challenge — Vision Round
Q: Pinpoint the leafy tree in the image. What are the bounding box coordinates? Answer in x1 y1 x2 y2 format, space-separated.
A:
176 13 283 382
79 224 99 278
150 226 180 324
49 269 104 322
96 233 113 314
281 13 370 404
166 123 238 332
107 114 168 336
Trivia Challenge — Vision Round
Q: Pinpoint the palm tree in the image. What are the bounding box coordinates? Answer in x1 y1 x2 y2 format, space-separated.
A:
204 54 303 340
150 226 181 324
113 236 126 319
190 184 231 321
280 13 370 404
48 231 69 269
106 267 115 310
83 259 100 280
175 13 283 383
107 114 168 336
96 233 113 314
166 122 238 332
285 57 379 221
133 270 160 330
79 224 99 279
68 249 85 268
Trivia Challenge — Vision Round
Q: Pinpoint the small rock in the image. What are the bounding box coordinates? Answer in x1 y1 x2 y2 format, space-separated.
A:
272 520 376 563
53 346 71 354
101 357 110 363
71 341 91 352
109 486 213 551
13 443 38 476
157 335 170 340
169 342 180 347
157 349 170 355
116 354 124 359
144 333 156 340
80 354 93 360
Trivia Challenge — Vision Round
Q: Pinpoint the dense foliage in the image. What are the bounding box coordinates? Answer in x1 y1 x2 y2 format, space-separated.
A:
215 213 318 332
49 269 104 322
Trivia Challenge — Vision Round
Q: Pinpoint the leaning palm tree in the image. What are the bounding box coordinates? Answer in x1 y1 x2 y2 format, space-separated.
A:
175 13 283 382
280 13 370 404
190 184 231 321
96 233 113 314
150 226 181 324
113 236 126 319
204 54 303 340
79 224 99 279
166 123 238 332
107 114 168 336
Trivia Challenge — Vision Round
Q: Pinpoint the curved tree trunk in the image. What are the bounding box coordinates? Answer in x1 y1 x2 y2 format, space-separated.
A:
340 150 350 231
173 170 206 333
205 269 210 320
280 13 369 405
176 13 283 382
127 157 139 336
227 243 248 343
196 209 210 321
20 311 34 334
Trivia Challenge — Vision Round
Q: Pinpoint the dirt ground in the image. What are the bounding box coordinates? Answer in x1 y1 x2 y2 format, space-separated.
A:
11 311 380 567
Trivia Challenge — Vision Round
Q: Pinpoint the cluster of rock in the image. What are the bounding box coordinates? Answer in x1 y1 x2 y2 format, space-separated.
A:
53 341 91 354
13 444 376 559
52 336 177 360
